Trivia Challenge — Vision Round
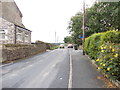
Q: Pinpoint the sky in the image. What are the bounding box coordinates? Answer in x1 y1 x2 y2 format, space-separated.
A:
14 0 96 43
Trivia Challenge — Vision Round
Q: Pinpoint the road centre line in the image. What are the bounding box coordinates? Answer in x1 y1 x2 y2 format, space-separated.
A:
68 49 73 89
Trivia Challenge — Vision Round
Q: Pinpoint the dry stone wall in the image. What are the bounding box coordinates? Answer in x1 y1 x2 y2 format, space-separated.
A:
1 43 47 62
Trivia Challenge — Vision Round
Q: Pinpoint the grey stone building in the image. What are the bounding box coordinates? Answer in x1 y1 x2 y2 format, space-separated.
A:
0 0 31 44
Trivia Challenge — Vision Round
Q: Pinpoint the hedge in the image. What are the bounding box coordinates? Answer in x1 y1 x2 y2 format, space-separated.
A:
84 33 102 59
84 30 120 81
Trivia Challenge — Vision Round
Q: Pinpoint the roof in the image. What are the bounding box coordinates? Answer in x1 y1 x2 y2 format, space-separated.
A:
14 1 23 17
15 24 32 32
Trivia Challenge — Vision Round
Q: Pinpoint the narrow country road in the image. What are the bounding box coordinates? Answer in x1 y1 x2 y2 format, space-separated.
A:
0 48 106 89
1 49 70 88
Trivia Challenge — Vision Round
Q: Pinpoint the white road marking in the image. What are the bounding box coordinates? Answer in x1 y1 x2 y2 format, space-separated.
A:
68 49 73 89
28 65 33 67
52 64 56 68
60 77 63 80
43 72 49 77
10 73 17 77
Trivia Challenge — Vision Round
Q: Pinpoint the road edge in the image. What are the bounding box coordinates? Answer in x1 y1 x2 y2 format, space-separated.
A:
0 62 13 68
68 49 72 89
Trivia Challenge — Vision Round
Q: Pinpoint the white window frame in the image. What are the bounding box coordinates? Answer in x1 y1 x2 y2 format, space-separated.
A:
0 30 5 40
25 34 29 42
17 31 22 41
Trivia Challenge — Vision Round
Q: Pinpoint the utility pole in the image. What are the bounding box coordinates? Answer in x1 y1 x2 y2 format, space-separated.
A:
55 31 56 43
82 0 85 55
57 36 59 43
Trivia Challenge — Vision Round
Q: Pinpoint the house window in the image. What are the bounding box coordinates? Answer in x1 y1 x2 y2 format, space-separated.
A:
17 31 22 41
0 30 5 40
25 34 29 42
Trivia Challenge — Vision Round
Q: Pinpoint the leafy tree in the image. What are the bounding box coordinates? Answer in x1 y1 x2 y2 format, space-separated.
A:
86 2 119 33
67 12 83 45
64 36 73 43
66 1 119 45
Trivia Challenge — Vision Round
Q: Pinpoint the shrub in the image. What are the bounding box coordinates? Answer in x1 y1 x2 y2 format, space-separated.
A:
101 30 120 44
84 30 119 59
85 33 102 59
84 30 120 81
35 40 45 44
50 45 58 50
96 43 120 80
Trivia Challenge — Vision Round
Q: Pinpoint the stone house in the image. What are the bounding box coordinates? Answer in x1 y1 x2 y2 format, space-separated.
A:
0 0 31 44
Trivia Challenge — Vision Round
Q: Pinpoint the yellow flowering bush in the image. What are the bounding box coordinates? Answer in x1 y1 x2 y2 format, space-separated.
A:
107 68 111 71
85 31 120 81
114 54 118 57
112 49 115 52
103 64 106 66
96 43 120 80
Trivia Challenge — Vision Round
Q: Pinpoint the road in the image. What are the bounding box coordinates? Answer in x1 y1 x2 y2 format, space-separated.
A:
0 48 106 89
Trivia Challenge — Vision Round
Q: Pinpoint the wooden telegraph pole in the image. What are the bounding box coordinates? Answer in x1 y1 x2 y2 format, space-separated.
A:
55 31 56 43
82 0 85 55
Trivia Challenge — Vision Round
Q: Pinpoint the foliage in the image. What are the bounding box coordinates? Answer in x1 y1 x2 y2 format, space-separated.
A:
64 36 73 43
86 2 119 33
85 31 119 59
85 33 102 59
100 30 120 44
66 2 119 45
96 43 120 81
35 40 45 44
66 12 83 45
49 45 58 50
84 30 120 81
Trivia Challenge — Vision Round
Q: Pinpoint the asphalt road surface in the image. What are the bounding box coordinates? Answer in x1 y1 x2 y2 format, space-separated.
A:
0 48 106 89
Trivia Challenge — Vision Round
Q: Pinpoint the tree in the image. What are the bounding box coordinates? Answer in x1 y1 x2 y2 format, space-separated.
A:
67 12 83 45
85 2 119 33
64 36 73 43
66 1 119 45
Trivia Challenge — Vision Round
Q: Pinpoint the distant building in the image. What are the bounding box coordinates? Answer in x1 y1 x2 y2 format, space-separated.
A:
0 0 31 44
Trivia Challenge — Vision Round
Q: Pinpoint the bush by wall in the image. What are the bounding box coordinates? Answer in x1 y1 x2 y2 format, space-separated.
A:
84 30 120 81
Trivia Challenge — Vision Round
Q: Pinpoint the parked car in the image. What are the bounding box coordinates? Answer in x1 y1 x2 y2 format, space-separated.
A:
59 44 64 48
74 44 78 50
67 44 73 48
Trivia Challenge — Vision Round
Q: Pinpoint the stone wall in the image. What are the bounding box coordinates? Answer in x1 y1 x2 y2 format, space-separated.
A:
1 43 47 62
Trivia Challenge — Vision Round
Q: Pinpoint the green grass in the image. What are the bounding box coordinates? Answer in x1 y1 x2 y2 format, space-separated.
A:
49 45 58 50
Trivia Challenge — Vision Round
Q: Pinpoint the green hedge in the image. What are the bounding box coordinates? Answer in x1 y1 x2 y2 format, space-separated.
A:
84 30 120 81
85 33 102 59
85 31 120 59
49 45 58 50
101 30 120 44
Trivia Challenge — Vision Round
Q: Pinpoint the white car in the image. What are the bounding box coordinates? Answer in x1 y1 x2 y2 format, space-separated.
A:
59 44 64 48
67 44 73 48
